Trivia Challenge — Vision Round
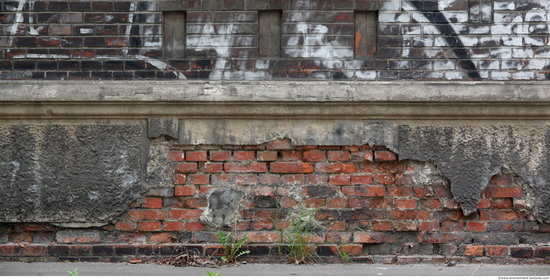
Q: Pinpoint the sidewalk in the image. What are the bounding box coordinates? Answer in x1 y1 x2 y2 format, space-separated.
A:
1 261 548 277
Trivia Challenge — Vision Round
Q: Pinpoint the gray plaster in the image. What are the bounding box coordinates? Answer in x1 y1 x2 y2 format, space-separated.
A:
201 189 245 228
0 124 145 223
372 124 550 222
148 118 179 139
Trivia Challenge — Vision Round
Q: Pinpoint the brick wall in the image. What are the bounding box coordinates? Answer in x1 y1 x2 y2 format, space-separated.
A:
1 139 548 264
2 0 550 80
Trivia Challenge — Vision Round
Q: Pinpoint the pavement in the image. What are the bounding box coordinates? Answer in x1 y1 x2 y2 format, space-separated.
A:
0 261 549 277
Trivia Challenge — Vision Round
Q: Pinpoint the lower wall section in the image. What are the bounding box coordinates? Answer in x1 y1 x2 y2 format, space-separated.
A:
1 139 549 264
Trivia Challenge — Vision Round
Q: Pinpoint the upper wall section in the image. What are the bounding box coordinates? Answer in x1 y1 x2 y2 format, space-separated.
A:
1 0 550 81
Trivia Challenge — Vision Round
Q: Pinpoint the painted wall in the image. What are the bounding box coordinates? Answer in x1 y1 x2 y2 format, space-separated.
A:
1 0 550 80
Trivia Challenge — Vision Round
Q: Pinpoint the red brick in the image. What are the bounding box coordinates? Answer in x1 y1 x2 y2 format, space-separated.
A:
535 247 550 258
244 209 278 220
510 247 534 258
327 221 347 231
0 245 21 256
282 174 304 184
421 198 442 209
434 185 452 197
387 210 430 220
173 174 186 184
271 162 314 173
464 245 484 256
259 174 281 184
225 162 267 173
243 232 279 243
23 245 46 256
487 246 508 257
281 151 302 161
199 186 213 194
306 174 329 184
186 198 207 208
353 232 397 243
348 198 369 208
168 151 185 161
374 150 397 161
370 198 393 209
139 221 161 231
326 198 348 208
210 151 231 161
188 174 210 185
315 163 356 173
330 174 351 185
234 151 255 161
266 139 292 150
251 221 274 230
466 222 487 232
373 174 395 185
200 162 223 173
171 209 203 220
150 233 177 243
371 221 393 231
174 162 197 173
363 150 374 161
212 174 232 184
142 198 163 209
489 174 513 185
387 186 415 197
394 221 417 231
115 221 137 231
395 174 413 185
186 151 207 161
477 198 491 208
355 186 385 197
351 175 373 185
185 222 205 231
327 151 350 161
305 198 326 207
413 187 431 197
162 221 183 231
175 185 197 196
303 150 326 162
341 244 363 256
483 210 522 221
257 151 278 161
396 199 417 209
344 145 360 152
127 209 169 220
236 174 258 185
491 198 513 209
280 198 298 208
483 187 523 198
419 222 440 232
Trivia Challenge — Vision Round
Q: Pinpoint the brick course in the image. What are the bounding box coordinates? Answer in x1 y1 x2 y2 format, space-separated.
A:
1 139 549 264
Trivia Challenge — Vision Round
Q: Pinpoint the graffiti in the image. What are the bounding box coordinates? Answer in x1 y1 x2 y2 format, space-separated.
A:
2 0 550 80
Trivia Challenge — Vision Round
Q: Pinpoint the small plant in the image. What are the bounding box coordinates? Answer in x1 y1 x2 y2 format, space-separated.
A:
339 248 350 263
217 231 250 263
278 208 320 264
67 268 79 276
205 270 220 276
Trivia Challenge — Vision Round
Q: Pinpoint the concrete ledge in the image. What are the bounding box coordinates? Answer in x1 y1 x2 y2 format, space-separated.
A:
1 81 550 120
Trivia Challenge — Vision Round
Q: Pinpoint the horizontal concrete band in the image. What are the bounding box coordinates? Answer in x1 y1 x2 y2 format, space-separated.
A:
1 81 550 120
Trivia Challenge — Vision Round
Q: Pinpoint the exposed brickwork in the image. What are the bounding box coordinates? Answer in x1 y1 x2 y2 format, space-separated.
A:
2 0 550 80
1 139 549 264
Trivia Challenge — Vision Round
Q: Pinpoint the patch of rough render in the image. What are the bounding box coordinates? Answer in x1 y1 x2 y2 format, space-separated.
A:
378 124 550 223
200 189 245 228
0 124 145 223
146 136 178 193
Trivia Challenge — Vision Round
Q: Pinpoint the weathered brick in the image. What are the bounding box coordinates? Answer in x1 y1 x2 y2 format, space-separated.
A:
186 151 207 162
466 222 487 232
510 247 534 258
395 199 417 209
142 198 163 209
171 209 203 220
464 245 484 256
225 162 267 173
175 185 197 196
271 162 313 173
303 150 326 162
138 221 162 232
315 163 356 173
210 151 231 161
234 151 255 161
354 232 397 243
487 246 508 257
374 150 397 161
483 187 523 198
174 162 198 174
257 151 277 161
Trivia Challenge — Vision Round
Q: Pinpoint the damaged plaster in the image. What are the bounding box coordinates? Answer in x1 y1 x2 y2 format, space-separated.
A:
0 124 145 223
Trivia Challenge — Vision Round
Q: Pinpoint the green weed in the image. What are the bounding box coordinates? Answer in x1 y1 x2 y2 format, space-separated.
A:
205 270 220 276
67 268 79 276
217 231 250 263
278 208 320 264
